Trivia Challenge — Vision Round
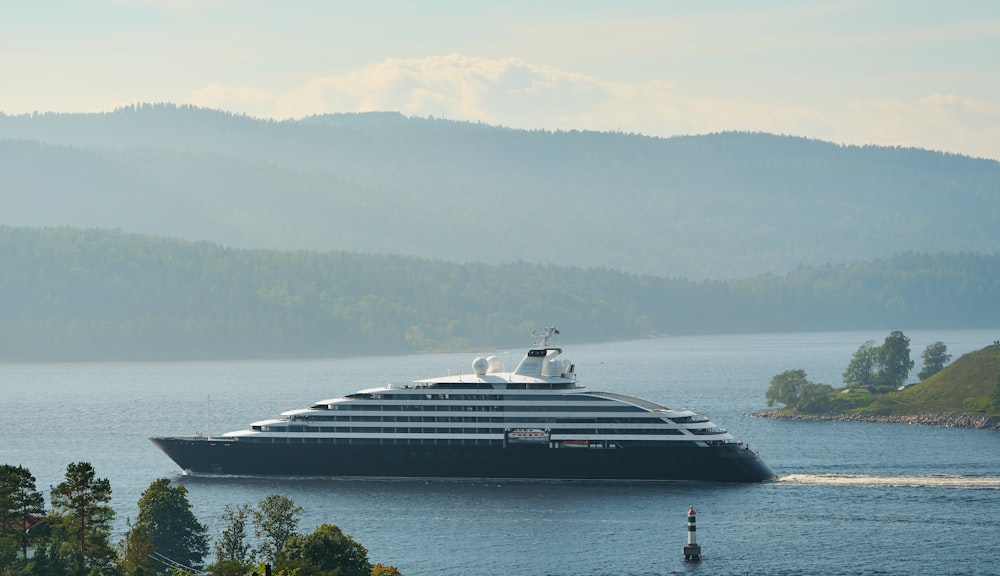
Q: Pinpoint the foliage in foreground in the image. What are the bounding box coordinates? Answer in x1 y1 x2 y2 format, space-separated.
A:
0 464 45 566
49 462 116 575
0 465 403 576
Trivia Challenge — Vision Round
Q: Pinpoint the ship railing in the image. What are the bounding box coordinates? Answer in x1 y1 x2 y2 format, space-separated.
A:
588 391 671 411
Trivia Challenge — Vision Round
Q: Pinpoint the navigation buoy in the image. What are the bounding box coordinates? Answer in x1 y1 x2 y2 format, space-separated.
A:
682 505 701 562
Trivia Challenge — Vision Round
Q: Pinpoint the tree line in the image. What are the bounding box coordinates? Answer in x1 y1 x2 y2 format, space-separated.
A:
0 462 401 576
2 227 1000 361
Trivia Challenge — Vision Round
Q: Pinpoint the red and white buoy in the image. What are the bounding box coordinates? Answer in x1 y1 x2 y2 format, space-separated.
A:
682 505 701 562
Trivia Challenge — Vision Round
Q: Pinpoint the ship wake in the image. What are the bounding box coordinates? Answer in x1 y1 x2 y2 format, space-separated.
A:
778 474 1000 489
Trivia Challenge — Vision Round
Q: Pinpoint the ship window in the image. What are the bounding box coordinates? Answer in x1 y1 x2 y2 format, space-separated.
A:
689 427 727 435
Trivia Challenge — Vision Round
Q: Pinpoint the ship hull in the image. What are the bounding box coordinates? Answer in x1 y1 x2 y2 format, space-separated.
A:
150 437 775 482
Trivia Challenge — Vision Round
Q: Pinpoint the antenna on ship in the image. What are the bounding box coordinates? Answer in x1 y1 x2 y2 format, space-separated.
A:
531 326 560 347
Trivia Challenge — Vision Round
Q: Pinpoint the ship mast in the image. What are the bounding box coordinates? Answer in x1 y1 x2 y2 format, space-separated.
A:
531 326 560 347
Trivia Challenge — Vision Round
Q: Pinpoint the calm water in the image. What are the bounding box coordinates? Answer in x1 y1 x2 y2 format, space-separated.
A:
2 330 1000 575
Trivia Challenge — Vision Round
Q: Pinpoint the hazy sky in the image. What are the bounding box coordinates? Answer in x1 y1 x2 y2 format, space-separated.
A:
3 0 999 160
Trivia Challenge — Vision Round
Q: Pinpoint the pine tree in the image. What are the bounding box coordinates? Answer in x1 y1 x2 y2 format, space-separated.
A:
0 464 45 562
49 462 115 575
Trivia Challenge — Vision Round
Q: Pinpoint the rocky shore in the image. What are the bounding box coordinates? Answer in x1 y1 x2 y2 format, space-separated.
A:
747 410 1000 430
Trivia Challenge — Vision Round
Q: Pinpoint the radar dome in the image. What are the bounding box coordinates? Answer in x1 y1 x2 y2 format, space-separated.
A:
472 357 489 376
486 356 502 373
541 357 571 377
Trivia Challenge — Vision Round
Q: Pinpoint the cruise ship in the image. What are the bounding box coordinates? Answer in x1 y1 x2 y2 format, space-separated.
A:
151 328 775 482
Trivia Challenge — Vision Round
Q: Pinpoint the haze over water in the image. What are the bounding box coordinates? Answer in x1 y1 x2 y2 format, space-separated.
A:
3 329 999 575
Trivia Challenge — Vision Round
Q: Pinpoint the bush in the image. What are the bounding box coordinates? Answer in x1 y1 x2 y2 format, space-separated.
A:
828 388 874 412
796 383 834 414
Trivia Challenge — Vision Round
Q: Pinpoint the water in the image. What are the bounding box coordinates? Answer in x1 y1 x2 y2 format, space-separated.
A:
2 329 1000 575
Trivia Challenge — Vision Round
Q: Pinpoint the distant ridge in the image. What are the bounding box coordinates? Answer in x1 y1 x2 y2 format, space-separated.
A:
1 226 999 361
2 103 999 279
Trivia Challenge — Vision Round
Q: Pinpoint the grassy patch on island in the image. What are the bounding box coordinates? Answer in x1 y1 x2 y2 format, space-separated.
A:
861 344 1000 416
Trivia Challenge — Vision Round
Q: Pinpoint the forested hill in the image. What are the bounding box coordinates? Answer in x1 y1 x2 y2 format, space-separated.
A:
2 104 999 280
2 227 999 361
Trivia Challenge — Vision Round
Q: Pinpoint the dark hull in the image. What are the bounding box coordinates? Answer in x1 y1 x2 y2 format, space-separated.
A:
151 437 776 482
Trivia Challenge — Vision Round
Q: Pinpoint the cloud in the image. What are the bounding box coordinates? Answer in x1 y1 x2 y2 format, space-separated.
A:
184 83 276 115
846 94 1000 158
186 55 609 125
183 55 1000 160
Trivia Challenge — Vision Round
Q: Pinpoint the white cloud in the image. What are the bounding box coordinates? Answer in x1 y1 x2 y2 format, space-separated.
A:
846 94 1000 158
183 55 1000 160
185 83 276 115
186 55 609 124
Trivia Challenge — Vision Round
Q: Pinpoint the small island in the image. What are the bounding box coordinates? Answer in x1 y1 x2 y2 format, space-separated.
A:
750 332 1000 430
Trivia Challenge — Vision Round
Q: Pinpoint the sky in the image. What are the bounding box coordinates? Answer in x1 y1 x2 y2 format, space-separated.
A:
3 0 1000 160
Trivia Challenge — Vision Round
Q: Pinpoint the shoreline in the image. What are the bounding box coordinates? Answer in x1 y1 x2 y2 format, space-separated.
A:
747 410 1000 431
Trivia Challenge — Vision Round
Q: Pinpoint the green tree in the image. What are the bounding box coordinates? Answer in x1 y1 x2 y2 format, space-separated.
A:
276 523 370 576
843 340 877 388
875 330 914 391
49 462 115 576
0 537 14 576
205 559 251 576
1 471 16 573
766 369 809 408
918 341 951 380
135 478 208 571
252 495 302 563
214 503 252 566
117 519 155 576
21 537 62 576
796 383 834 414
0 464 45 563
370 563 405 576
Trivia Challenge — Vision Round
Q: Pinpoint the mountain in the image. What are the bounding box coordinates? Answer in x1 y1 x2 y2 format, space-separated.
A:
3 103 999 279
